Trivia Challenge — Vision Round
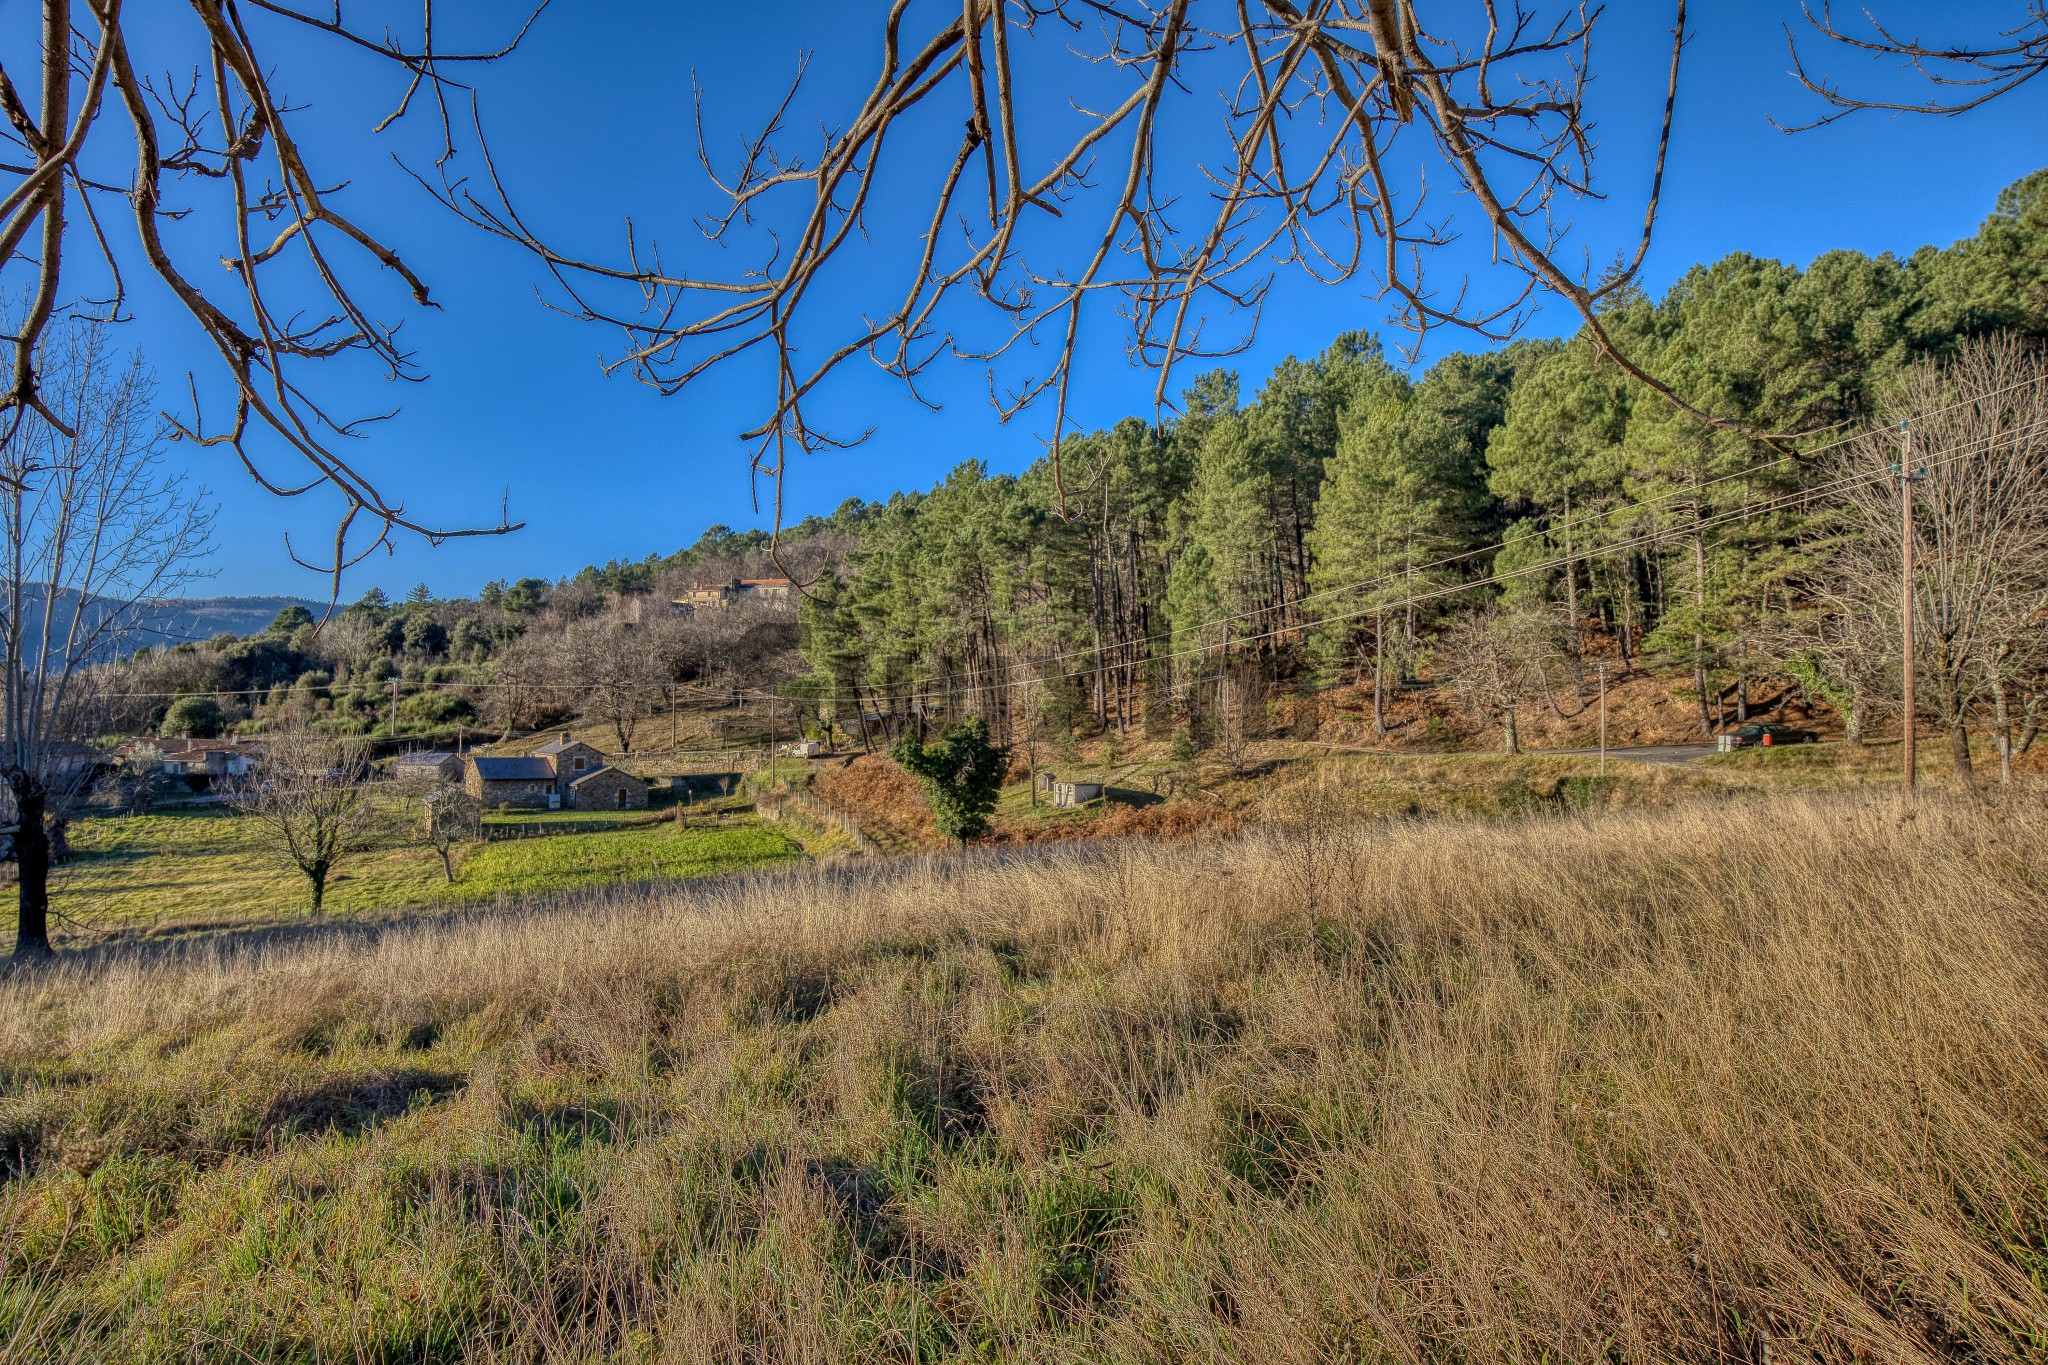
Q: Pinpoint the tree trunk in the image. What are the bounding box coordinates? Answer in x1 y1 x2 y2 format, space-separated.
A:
1950 721 1974 779
308 863 329 916
1502 708 1520 756
1991 675 2013 783
439 846 456 884
1371 617 1387 740
11 783 50 958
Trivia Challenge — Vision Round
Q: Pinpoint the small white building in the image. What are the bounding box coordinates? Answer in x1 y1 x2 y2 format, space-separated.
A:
1052 780 1104 809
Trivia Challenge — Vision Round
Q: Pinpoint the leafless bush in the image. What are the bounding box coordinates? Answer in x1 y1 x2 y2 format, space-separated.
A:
1261 768 1372 918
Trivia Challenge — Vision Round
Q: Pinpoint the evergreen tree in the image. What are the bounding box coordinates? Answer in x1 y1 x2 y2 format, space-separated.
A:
892 718 1010 845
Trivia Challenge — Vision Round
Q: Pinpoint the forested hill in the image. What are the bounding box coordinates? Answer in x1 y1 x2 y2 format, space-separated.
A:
789 167 2048 749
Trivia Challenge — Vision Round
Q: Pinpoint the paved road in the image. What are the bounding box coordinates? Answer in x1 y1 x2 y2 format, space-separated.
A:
1538 744 1715 766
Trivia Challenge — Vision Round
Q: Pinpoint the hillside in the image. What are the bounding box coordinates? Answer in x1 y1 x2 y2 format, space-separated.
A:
4 792 2045 1361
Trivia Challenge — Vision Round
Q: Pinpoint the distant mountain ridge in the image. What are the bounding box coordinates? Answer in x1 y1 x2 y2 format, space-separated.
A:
134 594 329 645
4 588 328 664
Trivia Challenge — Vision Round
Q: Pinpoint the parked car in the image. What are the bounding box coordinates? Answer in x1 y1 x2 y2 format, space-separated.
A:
1721 722 1819 749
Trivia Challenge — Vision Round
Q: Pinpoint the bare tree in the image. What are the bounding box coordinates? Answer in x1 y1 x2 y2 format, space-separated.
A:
435 1 1823 547
1829 334 2048 778
0 2 539 576
230 728 382 915
104 741 168 815
420 783 480 885
1213 661 1271 773
487 632 551 741
1 316 210 957
1788 4 2048 125
1436 604 1559 755
554 617 665 753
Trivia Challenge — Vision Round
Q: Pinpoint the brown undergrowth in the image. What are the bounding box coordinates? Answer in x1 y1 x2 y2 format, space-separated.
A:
3 792 2047 1361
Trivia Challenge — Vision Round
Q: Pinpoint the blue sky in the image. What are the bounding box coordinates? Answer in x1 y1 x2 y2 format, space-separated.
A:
18 3 2048 599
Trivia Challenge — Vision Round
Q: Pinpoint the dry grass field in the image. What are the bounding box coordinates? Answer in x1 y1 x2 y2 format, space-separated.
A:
3 790 2047 1361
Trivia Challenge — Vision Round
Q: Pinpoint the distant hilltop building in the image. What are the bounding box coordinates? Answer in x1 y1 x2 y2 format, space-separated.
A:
671 577 793 614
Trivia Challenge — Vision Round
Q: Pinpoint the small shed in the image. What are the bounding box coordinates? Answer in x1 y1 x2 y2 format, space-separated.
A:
569 765 650 811
392 751 461 787
1052 780 1104 809
1034 770 1057 796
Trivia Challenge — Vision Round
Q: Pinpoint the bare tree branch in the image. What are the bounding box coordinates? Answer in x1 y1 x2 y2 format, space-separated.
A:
1783 2 2048 130
0 1 545 581
428 0 1790 557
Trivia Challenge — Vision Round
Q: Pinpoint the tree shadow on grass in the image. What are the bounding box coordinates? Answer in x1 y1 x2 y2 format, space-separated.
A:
262 1068 464 1141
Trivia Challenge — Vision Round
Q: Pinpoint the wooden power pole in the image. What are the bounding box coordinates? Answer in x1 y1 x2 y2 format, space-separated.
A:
1596 661 1607 776
1896 426 1923 794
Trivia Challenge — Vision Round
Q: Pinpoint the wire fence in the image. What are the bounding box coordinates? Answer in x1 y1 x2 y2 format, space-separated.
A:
754 789 882 855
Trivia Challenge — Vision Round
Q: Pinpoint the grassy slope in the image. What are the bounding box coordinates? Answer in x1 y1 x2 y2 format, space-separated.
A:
4 791 2047 1361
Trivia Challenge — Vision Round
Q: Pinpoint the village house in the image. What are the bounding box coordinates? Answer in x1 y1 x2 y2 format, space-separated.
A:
533 733 606 778
464 755 556 809
568 764 650 811
462 733 650 810
128 737 266 789
669 576 795 615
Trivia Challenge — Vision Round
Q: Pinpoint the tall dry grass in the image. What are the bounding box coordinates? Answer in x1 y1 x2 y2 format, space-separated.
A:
3 791 2047 1361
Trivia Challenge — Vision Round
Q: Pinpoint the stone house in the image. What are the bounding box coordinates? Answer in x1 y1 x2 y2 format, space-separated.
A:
533 734 606 780
568 764 649 811
142 738 265 789
669 576 795 616
464 755 557 809
462 733 651 810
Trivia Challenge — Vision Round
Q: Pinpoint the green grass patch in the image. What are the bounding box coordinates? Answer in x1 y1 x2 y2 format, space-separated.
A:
455 825 802 900
47 807 804 943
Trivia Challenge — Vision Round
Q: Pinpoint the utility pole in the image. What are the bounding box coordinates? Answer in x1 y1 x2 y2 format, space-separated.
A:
1895 425 1924 794
388 677 399 740
669 685 678 750
1596 661 1607 776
